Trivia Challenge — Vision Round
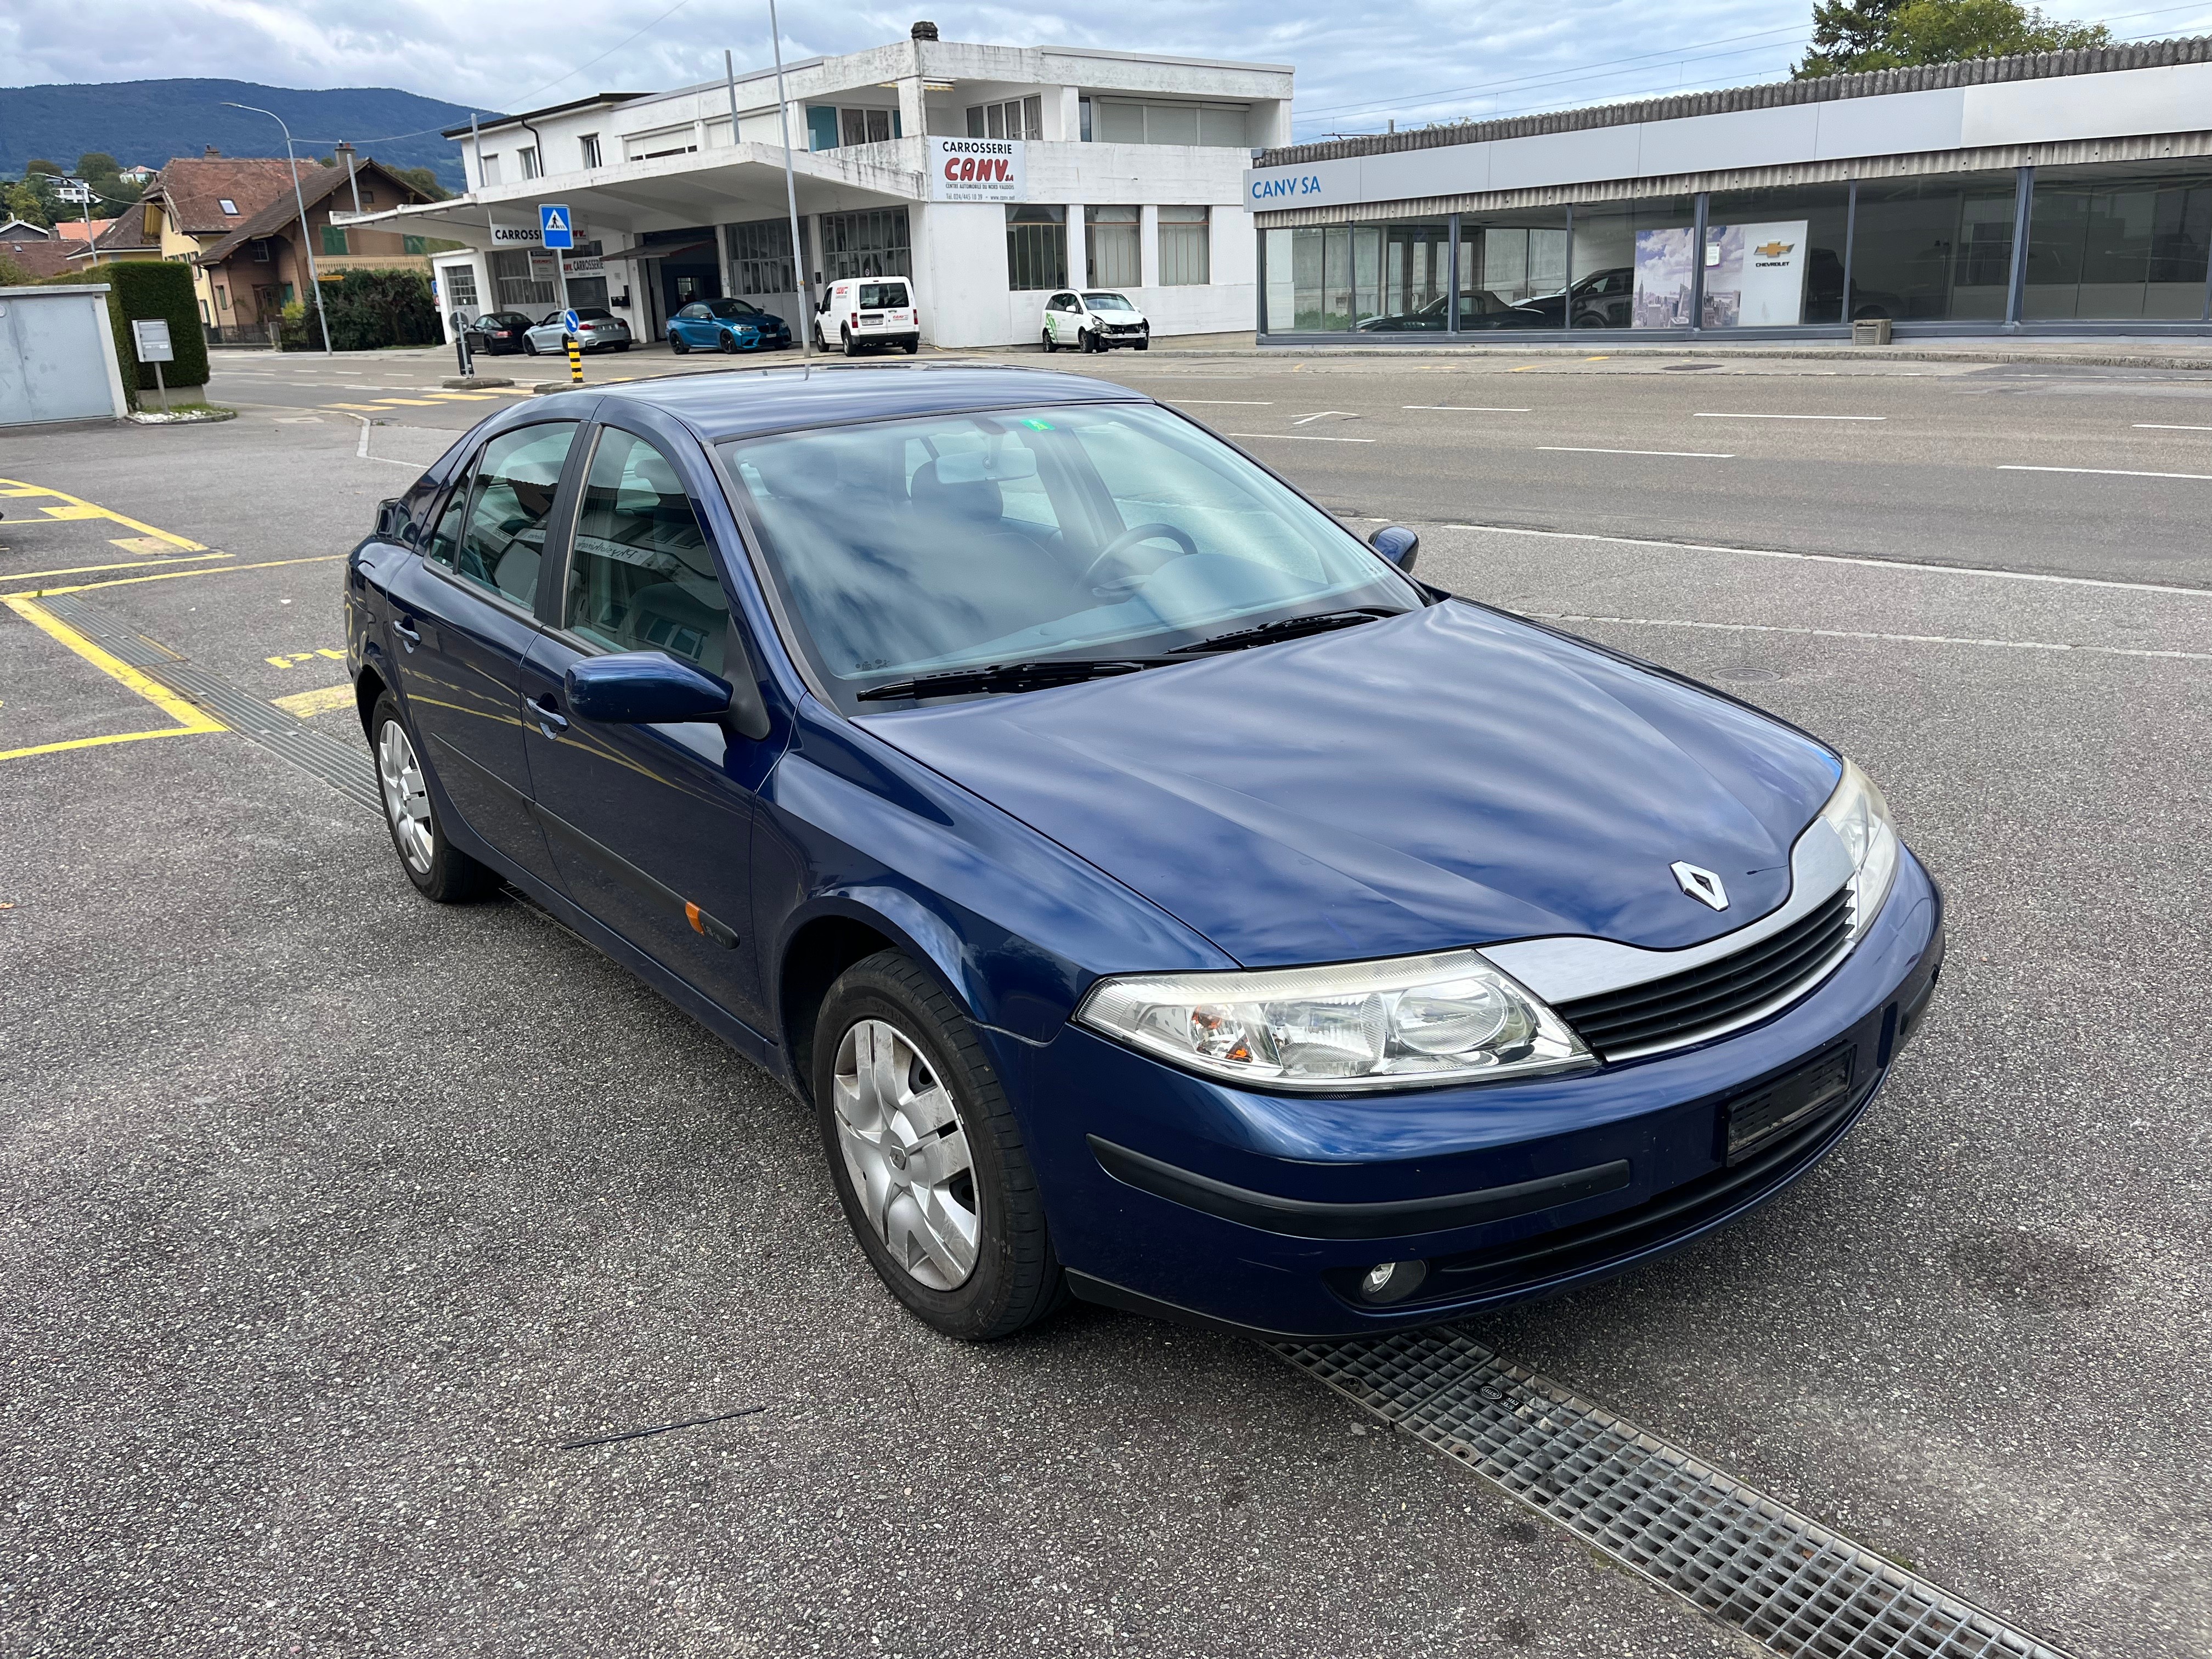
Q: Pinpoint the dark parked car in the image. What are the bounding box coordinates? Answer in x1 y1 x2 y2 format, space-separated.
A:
1357 290 1550 331
348 365 1943 1341
459 311 536 356
1509 268 1637 329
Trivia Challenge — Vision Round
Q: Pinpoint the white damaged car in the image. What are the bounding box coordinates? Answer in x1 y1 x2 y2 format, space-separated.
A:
1041 289 1150 353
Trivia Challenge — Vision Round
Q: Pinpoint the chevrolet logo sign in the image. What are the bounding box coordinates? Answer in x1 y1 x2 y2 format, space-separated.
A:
1754 241 1795 259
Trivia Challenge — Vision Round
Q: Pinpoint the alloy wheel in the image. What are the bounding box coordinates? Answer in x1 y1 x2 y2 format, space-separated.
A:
831 1018 980 1291
376 719 435 874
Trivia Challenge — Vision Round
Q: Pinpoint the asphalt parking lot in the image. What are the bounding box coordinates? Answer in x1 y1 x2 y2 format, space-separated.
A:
2 343 2207 1658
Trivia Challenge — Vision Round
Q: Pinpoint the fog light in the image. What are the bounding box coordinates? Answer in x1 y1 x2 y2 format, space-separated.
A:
1357 1259 1428 1305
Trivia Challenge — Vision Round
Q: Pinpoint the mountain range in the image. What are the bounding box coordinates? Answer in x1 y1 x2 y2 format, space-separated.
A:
0 79 496 192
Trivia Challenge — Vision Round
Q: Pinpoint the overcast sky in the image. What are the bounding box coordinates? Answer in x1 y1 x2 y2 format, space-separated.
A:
7 0 2207 144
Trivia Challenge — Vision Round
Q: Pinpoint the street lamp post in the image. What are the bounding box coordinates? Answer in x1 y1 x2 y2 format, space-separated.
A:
766 0 813 358
221 101 333 356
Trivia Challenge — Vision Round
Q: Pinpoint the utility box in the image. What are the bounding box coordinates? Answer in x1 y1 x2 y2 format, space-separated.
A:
0 285 130 426
1852 317 1893 346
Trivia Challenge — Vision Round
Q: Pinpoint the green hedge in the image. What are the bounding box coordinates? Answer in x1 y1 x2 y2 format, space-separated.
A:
92 260 210 398
281 269 441 352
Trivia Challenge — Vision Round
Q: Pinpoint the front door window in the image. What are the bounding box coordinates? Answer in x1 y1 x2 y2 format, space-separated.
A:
563 428 728 671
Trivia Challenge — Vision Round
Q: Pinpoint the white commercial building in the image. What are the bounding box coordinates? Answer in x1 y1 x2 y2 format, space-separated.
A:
346 24 1289 349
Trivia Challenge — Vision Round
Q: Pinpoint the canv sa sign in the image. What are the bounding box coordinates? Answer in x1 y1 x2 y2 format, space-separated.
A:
930 136 1025 203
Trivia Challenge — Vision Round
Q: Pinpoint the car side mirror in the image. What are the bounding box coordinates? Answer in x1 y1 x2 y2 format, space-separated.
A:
1370 524 1420 574
374 497 409 541
566 652 733 725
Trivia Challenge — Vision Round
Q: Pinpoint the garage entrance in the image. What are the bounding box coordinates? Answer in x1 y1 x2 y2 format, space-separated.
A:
645 227 721 336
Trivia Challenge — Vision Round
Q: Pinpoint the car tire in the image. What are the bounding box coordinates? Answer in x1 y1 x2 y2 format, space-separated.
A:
1133 337 1149 351
371 692 494 904
1041 327 1056 353
813 949 1067 1341
612 341 631 352
902 338 918 354
842 327 861 358
670 332 689 354
522 336 539 356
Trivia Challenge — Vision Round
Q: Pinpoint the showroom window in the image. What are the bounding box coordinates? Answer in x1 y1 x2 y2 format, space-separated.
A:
1262 224 1383 331
1458 210 1565 328
967 97 1043 140
819 208 910 280
728 217 808 295
490 247 557 308
2024 160 2212 321
1848 171 2018 321
1087 206 1139 287
1160 206 1210 285
1702 182 1853 326
1007 204 1068 291
1567 196 1698 328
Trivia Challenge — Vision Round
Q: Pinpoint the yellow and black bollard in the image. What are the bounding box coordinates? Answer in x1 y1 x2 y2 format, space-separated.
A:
565 332 584 386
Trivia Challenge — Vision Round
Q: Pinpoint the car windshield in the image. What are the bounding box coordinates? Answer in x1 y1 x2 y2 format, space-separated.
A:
857 283 908 309
720 402 1421 710
575 307 613 320
707 299 764 318
1083 292 1135 311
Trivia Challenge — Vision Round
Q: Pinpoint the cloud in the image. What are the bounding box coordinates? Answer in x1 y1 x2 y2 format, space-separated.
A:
5 0 2193 139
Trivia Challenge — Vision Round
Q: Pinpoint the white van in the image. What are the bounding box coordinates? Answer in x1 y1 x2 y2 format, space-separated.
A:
814 277 921 355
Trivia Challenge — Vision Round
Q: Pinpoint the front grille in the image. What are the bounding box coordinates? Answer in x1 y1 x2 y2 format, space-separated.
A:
1556 883 1852 1059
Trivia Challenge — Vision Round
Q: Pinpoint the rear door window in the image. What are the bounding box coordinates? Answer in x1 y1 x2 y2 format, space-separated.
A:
453 422 579 605
858 282 907 309
563 428 728 673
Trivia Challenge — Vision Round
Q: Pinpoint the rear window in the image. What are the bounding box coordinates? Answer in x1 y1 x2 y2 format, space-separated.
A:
859 283 909 309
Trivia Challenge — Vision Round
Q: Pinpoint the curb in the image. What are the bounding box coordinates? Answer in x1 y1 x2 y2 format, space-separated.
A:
442 375 515 389
1250 343 2212 372
126 406 239 424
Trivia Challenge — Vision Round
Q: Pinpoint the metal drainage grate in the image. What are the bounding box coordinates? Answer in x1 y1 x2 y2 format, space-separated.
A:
40 595 381 813
1278 1328 2072 1659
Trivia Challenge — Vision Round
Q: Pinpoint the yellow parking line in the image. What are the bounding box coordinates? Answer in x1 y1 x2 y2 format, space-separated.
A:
328 402 387 412
0 727 214 764
0 477 207 550
3 594 225 736
6 552 230 582
427 392 495 401
272 683 356 718
372 398 438 407
5 554 343 600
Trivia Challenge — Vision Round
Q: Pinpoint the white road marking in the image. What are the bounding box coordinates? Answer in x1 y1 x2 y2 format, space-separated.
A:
1293 410 1359 426
1230 432 1377 443
1403 405 1532 413
2000 464 2212 481
1692 412 1885 421
1537 446 1735 459
1440 521 2212 599
346 413 426 469
2131 423 2212 431
1532 612 2212 663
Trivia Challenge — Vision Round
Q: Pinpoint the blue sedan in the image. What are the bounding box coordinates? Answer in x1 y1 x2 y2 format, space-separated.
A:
667 298 792 354
346 366 1943 1341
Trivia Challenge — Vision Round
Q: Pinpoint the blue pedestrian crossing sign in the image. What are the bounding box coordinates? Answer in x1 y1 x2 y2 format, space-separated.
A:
539 204 575 250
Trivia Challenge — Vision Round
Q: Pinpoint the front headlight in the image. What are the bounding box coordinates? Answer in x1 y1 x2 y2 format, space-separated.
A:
1075 949 1592 1092
1820 757 1900 936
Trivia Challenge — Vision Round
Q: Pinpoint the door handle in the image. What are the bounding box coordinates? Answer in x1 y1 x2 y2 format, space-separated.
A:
392 616 422 651
529 695 569 736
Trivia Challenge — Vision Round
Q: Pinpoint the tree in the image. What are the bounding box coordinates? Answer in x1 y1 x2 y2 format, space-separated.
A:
0 252 32 285
390 165 452 202
74 152 145 209
1797 0 2111 75
4 160 64 227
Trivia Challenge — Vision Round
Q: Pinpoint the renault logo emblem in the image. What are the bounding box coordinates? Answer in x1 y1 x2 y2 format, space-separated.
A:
1671 861 1730 911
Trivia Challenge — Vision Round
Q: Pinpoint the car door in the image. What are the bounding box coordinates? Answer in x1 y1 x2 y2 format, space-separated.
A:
515 419 776 1034
385 420 583 886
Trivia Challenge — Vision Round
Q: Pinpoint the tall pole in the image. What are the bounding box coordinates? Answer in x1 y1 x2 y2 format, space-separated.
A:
766 0 813 358
223 101 332 356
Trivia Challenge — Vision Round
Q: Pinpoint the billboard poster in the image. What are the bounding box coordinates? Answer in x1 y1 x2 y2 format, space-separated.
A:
1706 221 1808 328
1631 228 1695 328
929 136 1025 202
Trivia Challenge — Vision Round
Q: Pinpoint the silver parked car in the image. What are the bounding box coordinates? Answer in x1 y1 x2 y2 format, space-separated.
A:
522 307 634 355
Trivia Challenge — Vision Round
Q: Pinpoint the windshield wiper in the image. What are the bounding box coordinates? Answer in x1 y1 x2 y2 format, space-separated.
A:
1168 607 1401 656
855 657 1180 703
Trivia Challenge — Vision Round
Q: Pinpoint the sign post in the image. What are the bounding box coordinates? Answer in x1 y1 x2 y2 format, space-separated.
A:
130 318 175 412
539 204 579 383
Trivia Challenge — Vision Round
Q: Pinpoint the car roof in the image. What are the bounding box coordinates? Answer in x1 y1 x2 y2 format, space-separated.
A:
557 364 1153 442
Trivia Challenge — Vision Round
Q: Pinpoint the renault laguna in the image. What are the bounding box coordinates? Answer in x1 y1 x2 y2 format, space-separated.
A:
346 365 1943 1340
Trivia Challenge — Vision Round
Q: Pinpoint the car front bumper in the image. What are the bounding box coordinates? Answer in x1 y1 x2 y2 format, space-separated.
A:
993 849 1943 1338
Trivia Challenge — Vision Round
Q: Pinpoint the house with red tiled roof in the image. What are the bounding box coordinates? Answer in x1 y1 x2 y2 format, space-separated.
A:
1 235 93 280
191 149 442 341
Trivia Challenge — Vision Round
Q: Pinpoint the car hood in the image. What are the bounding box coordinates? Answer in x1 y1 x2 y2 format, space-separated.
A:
859 603 1841 968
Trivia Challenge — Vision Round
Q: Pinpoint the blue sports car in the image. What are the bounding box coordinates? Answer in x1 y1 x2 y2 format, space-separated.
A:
347 365 1943 1341
667 298 792 354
